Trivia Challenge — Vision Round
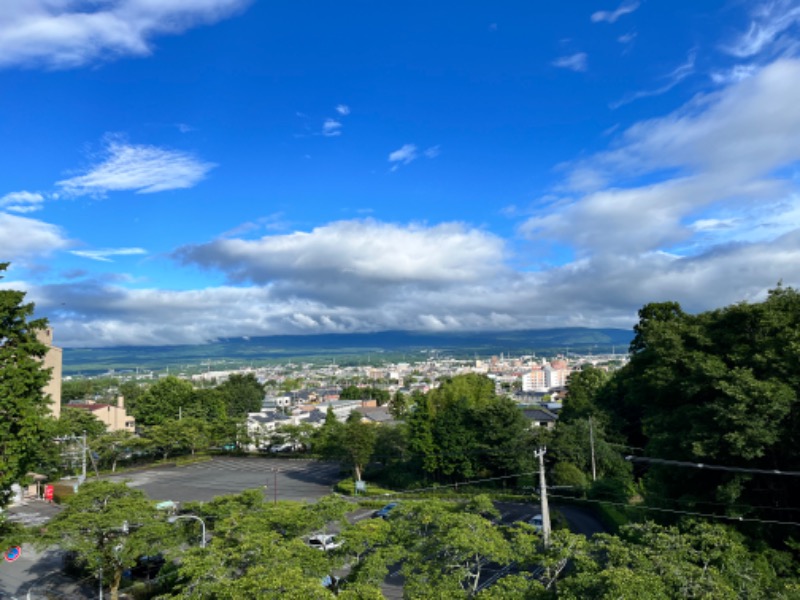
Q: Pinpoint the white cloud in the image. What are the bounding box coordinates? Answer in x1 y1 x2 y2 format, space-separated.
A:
618 32 637 44
552 53 587 72
335 104 350 116
710 64 758 85
322 119 342 137
424 145 441 159
0 213 70 259
388 144 439 170
70 248 147 262
591 1 640 24
724 0 800 58
0 0 252 69
611 50 696 108
388 144 419 170
524 59 800 262
0 191 45 213
57 138 216 196
174 219 506 289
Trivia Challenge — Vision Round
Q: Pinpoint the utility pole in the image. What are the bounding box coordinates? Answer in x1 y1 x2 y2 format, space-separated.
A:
80 430 87 487
589 417 597 482
535 447 552 549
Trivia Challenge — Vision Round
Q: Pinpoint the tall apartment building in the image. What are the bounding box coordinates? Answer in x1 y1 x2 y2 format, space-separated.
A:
37 327 62 419
521 360 572 392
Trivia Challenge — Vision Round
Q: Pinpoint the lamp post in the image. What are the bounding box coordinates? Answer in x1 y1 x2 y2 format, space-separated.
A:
168 515 207 548
271 468 279 504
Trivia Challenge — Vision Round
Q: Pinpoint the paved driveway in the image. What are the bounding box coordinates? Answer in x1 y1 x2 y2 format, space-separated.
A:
104 457 344 503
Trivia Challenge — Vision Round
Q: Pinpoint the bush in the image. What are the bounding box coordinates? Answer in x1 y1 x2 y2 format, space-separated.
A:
551 461 589 490
588 476 634 504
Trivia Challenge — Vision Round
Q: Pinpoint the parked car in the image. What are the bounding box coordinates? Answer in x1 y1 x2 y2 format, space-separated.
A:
372 502 398 519
528 514 543 533
307 534 342 551
270 442 301 453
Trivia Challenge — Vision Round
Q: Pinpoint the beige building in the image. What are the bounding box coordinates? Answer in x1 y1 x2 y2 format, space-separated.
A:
37 328 62 419
69 396 136 433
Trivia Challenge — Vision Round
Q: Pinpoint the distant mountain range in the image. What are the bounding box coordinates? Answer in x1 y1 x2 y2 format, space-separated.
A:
62 328 634 376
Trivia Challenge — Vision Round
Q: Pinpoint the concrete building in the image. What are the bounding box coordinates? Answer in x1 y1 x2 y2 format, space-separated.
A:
37 328 62 419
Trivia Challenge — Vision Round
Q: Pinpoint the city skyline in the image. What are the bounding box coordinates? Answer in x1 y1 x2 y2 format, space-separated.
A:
2 1 800 347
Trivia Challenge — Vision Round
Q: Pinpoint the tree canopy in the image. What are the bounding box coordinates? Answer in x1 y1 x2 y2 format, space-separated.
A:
596 286 800 541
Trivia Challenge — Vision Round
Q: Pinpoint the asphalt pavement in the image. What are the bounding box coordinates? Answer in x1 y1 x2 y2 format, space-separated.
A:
103 456 344 503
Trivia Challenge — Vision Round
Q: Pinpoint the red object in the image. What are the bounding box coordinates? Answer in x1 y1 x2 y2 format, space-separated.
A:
4 546 21 562
44 485 54 501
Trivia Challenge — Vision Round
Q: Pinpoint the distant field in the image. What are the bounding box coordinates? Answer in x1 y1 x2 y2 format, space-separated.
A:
61 328 633 376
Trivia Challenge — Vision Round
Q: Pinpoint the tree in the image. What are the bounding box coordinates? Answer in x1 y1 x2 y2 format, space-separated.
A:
55 406 107 439
161 491 346 599
218 373 265 417
389 390 408 418
391 500 515 597
132 376 194 427
597 288 800 534
312 406 345 459
91 430 137 473
40 480 168 600
559 521 795 599
475 396 533 477
61 378 96 403
340 412 377 482
0 263 52 509
118 380 146 414
559 365 610 423
143 418 207 460
275 422 315 451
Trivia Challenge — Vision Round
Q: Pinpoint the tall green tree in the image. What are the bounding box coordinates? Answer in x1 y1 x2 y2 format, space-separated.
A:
0 263 52 508
218 373 265 417
341 412 377 482
598 288 800 534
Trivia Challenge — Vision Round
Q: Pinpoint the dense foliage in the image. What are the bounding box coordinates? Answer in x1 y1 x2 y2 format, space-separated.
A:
0 263 52 509
593 287 800 541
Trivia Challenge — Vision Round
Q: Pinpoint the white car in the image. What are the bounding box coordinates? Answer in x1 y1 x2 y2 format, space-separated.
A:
528 514 544 533
270 442 300 453
308 534 342 551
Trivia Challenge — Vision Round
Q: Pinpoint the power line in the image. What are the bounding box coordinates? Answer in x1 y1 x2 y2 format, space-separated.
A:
366 471 541 498
546 492 800 528
625 455 800 477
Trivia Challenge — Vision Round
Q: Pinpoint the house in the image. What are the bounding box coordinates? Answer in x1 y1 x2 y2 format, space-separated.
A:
521 407 558 430
355 406 395 425
67 396 136 433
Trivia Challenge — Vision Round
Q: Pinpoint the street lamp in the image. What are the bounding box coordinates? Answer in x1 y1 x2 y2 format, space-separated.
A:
168 515 207 548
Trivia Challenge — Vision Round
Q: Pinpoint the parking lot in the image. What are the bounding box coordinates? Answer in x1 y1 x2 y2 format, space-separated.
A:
104 456 345 503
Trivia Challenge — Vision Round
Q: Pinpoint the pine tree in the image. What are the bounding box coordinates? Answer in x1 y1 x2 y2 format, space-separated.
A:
0 262 52 508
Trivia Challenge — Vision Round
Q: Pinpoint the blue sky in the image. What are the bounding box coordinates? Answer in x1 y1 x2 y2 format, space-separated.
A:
2 0 800 347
